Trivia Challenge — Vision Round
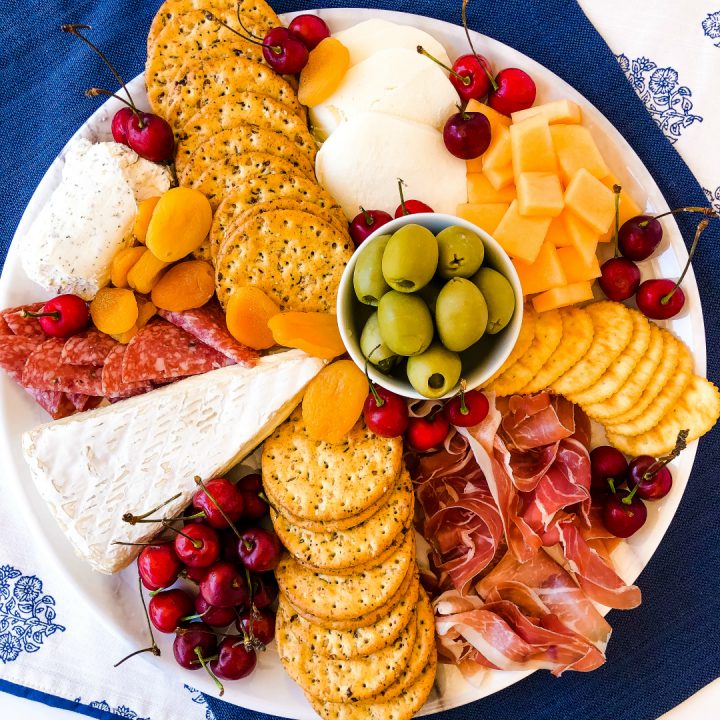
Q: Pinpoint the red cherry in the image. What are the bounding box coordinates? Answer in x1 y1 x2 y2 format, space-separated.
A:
137 544 181 591
237 607 276 646
210 636 257 680
443 111 492 160
406 414 449 452
444 388 489 427
111 106 134 145
363 385 409 438
627 455 672 500
450 54 493 101
590 446 628 494
173 622 218 670
148 589 194 633
488 68 536 116
349 208 393 247
636 279 685 319
249 573 278 610
126 112 175 163
200 562 250 608
394 178 433 217
174 523 221 568
288 14 331 50
598 257 641 301
237 528 281 573
22 294 90 338
236 474 262 493
194 594 237 627
262 27 309 74
234 473 268 520
183 564 210 584
192 478 244 529
602 491 647 538
618 215 662 261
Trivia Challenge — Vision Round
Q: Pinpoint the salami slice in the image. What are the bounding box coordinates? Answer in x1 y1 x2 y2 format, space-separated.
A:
1 302 46 339
61 329 118 366
0 314 11 335
121 320 233 384
158 301 258 366
67 393 103 412
29 389 75 419
22 338 104 396
102 345 152 399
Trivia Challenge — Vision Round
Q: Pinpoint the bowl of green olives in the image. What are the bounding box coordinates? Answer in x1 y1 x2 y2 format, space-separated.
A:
337 213 524 399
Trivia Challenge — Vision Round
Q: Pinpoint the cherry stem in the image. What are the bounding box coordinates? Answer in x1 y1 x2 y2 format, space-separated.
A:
21 309 60 321
160 519 202 548
642 206 718 227
397 178 409 216
112 539 173 547
660 217 709 305
360 207 374 226
123 492 182 524
364 359 385 407
644 429 689 479
61 24 137 110
236 6 264 41
204 11 280 53
85 87 137 112
194 476 242 540
416 46 471 86
461 0 498 91
194 647 225 696
612 184 622 258
622 483 639 505
114 577 160 667
608 477 617 495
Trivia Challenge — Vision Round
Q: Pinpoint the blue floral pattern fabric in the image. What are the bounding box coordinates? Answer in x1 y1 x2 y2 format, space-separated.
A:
76 699 152 720
702 10 720 45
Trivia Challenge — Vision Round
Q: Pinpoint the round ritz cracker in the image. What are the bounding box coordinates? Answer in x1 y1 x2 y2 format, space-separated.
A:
480 305 536 388
276 600 417 702
275 532 417 628
262 409 401 524
567 307 651 406
270 467 414 572
607 375 720 456
584 321 664 421
551 301 634 397
519 306 594 394
215 209 353 312
276 578 420 660
176 93 317 174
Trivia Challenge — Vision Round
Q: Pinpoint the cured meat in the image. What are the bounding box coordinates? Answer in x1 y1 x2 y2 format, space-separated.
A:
1 303 46 339
158 301 258 366
61 329 118 366
30 389 75 419
101 345 152 399
499 394 576 452
22 338 104 396
0 314 11 335
67 393 103 412
121 320 233 384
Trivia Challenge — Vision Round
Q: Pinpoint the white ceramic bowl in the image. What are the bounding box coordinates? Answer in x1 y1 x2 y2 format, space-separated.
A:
337 212 524 399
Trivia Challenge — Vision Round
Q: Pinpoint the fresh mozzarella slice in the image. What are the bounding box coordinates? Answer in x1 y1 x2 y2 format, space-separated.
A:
22 350 324 574
315 112 467 219
310 48 459 139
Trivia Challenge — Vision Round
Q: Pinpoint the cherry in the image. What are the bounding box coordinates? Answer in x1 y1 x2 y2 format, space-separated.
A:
236 474 262 493
194 594 238 627
598 257 641 301
443 109 492 160
137 544 181 591
210 637 257 680
262 26 309 74
363 384 409 438
488 68 536 116
288 14 331 50
221 529 241 563
627 430 687 500
148 589 194 633
237 528 281 573
444 386 489 427
111 106 134 145
394 178 433 218
406 414 449 452
21 294 89 338
192 478 244 529
237 607 276 646
183 564 210 584
125 112 175 164
602 490 647 538
235 473 268 521
618 215 662 261
173 622 218 670
590 445 628 494
249 573 278 610
200 561 250 608
174 523 221 568
349 208 393 247
417 46 492 102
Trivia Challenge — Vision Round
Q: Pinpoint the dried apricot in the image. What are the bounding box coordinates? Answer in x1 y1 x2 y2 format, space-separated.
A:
268 312 346 359
127 249 170 294
136 298 157 329
111 245 146 288
151 260 214 312
298 38 350 107
146 187 213 262
90 287 138 335
225 287 280 350
112 324 138 344
302 360 369 443
133 196 160 244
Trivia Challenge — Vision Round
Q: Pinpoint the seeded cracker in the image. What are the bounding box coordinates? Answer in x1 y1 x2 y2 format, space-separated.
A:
480 305 536 388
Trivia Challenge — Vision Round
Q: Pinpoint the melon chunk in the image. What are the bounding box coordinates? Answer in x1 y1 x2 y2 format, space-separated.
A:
466 100 512 132
493 200 551 263
513 241 567 295
517 172 564 217
483 125 513 190
510 115 557 182
546 215 572 247
550 125 609 184
532 281 594 312
565 168 616 234
562 211 600 265
467 173 517 203
599 174 645 242
511 99 582 125
457 203 509 235
467 157 484 173
557 246 602 283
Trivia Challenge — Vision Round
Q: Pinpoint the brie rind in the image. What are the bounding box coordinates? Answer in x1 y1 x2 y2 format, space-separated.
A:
22 350 324 574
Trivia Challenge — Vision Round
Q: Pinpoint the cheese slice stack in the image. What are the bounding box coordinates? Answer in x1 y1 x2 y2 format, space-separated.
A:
22 350 324 574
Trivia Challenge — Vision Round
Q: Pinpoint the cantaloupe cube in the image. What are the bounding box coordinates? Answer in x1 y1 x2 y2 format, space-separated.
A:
467 157 484 173
456 203 509 235
483 125 513 190
510 115 557 182
550 125 609 184
545 215 572 247
467 173 517 203
599 174 645 242
562 211 600 265
557 246 601 283
532 281 594 312
513 241 567 295
565 168 616 234
511 99 582 125
493 200 552 264
517 172 564 217
466 100 512 132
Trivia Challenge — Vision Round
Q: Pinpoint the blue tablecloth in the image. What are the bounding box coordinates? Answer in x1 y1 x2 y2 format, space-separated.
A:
1 2 718 719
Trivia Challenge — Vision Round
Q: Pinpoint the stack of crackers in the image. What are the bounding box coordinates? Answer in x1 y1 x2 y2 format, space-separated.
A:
262 410 437 719
483 301 720 456
145 0 353 312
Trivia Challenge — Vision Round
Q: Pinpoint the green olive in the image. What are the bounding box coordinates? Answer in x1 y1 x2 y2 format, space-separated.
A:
381 224 438 293
377 291 433 357
436 278 488 352
406 343 461 398
471 267 516 334
353 234 391 306
418 280 443 315
435 225 485 279
360 312 399 373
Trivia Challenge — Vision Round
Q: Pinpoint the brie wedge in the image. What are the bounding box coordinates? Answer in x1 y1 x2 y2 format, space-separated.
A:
22 350 324 574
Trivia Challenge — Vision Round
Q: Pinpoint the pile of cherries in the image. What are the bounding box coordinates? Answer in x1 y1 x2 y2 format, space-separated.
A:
131 474 280 693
